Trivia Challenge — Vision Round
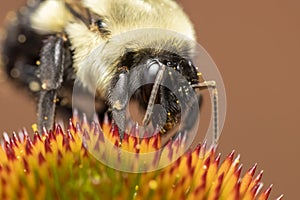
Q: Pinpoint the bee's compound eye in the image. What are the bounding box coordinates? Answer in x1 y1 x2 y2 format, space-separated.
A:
95 19 107 29
144 61 160 83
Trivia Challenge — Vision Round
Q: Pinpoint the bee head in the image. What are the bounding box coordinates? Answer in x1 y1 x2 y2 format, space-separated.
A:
108 39 201 140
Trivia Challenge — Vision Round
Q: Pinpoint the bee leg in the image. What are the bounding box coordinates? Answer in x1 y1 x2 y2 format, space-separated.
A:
37 35 65 132
110 68 129 140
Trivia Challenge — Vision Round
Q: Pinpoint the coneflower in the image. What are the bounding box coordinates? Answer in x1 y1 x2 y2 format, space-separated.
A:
0 115 282 200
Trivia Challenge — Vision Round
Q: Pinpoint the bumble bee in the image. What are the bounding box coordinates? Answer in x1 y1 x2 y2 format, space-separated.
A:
1 0 220 145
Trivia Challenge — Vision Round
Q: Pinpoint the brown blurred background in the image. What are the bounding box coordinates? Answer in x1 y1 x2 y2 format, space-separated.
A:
0 0 299 199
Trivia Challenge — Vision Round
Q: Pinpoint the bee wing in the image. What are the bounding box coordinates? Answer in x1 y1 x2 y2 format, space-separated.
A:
0 1 76 116
1 1 45 93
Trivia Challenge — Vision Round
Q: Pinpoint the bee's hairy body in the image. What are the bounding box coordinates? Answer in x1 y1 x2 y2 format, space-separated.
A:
1 0 204 141
30 0 195 95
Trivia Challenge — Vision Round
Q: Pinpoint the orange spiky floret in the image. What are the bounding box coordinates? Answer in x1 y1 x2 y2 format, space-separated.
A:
0 118 281 200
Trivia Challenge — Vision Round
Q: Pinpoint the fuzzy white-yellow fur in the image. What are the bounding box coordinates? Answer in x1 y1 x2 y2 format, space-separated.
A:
30 0 195 96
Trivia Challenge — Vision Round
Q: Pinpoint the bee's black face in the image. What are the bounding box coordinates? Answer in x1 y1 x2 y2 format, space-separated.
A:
109 49 202 140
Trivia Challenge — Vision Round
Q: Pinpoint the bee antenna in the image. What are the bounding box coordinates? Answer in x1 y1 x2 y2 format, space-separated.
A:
191 81 219 148
142 64 166 127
